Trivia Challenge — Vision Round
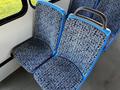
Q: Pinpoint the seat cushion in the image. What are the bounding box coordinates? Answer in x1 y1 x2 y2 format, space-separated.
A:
12 38 51 73
34 56 83 90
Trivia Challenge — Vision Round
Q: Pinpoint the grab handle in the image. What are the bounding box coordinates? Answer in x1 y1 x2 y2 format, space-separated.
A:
74 7 107 29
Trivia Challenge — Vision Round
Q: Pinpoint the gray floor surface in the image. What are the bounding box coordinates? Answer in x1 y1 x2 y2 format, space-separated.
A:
0 36 120 90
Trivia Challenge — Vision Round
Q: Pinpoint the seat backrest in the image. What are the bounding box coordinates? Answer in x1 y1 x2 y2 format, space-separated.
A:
92 0 120 51
93 0 120 35
68 0 98 15
68 0 120 51
34 1 66 52
58 13 111 77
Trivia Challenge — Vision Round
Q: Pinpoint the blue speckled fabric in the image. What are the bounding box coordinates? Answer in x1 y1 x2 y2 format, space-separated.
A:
12 38 51 73
12 1 66 73
34 56 83 90
34 14 110 90
68 0 97 17
93 0 120 35
34 2 65 51
58 14 109 77
92 0 120 50
69 0 120 51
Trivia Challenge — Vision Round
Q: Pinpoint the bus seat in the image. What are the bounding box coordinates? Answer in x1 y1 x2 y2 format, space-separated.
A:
34 8 111 90
68 0 120 51
68 0 99 17
34 56 83 90
12 1 66 73
92 0 120 51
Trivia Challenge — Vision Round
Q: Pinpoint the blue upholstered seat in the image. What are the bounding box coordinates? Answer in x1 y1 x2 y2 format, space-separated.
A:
12 1 66 73
69 0 120 51
12 38 51 73
57 14 111 77
93 0 120 50
34 56 83 90
12 0 117 89
34 14 111 90
68 0 99 17
69 0 97 13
